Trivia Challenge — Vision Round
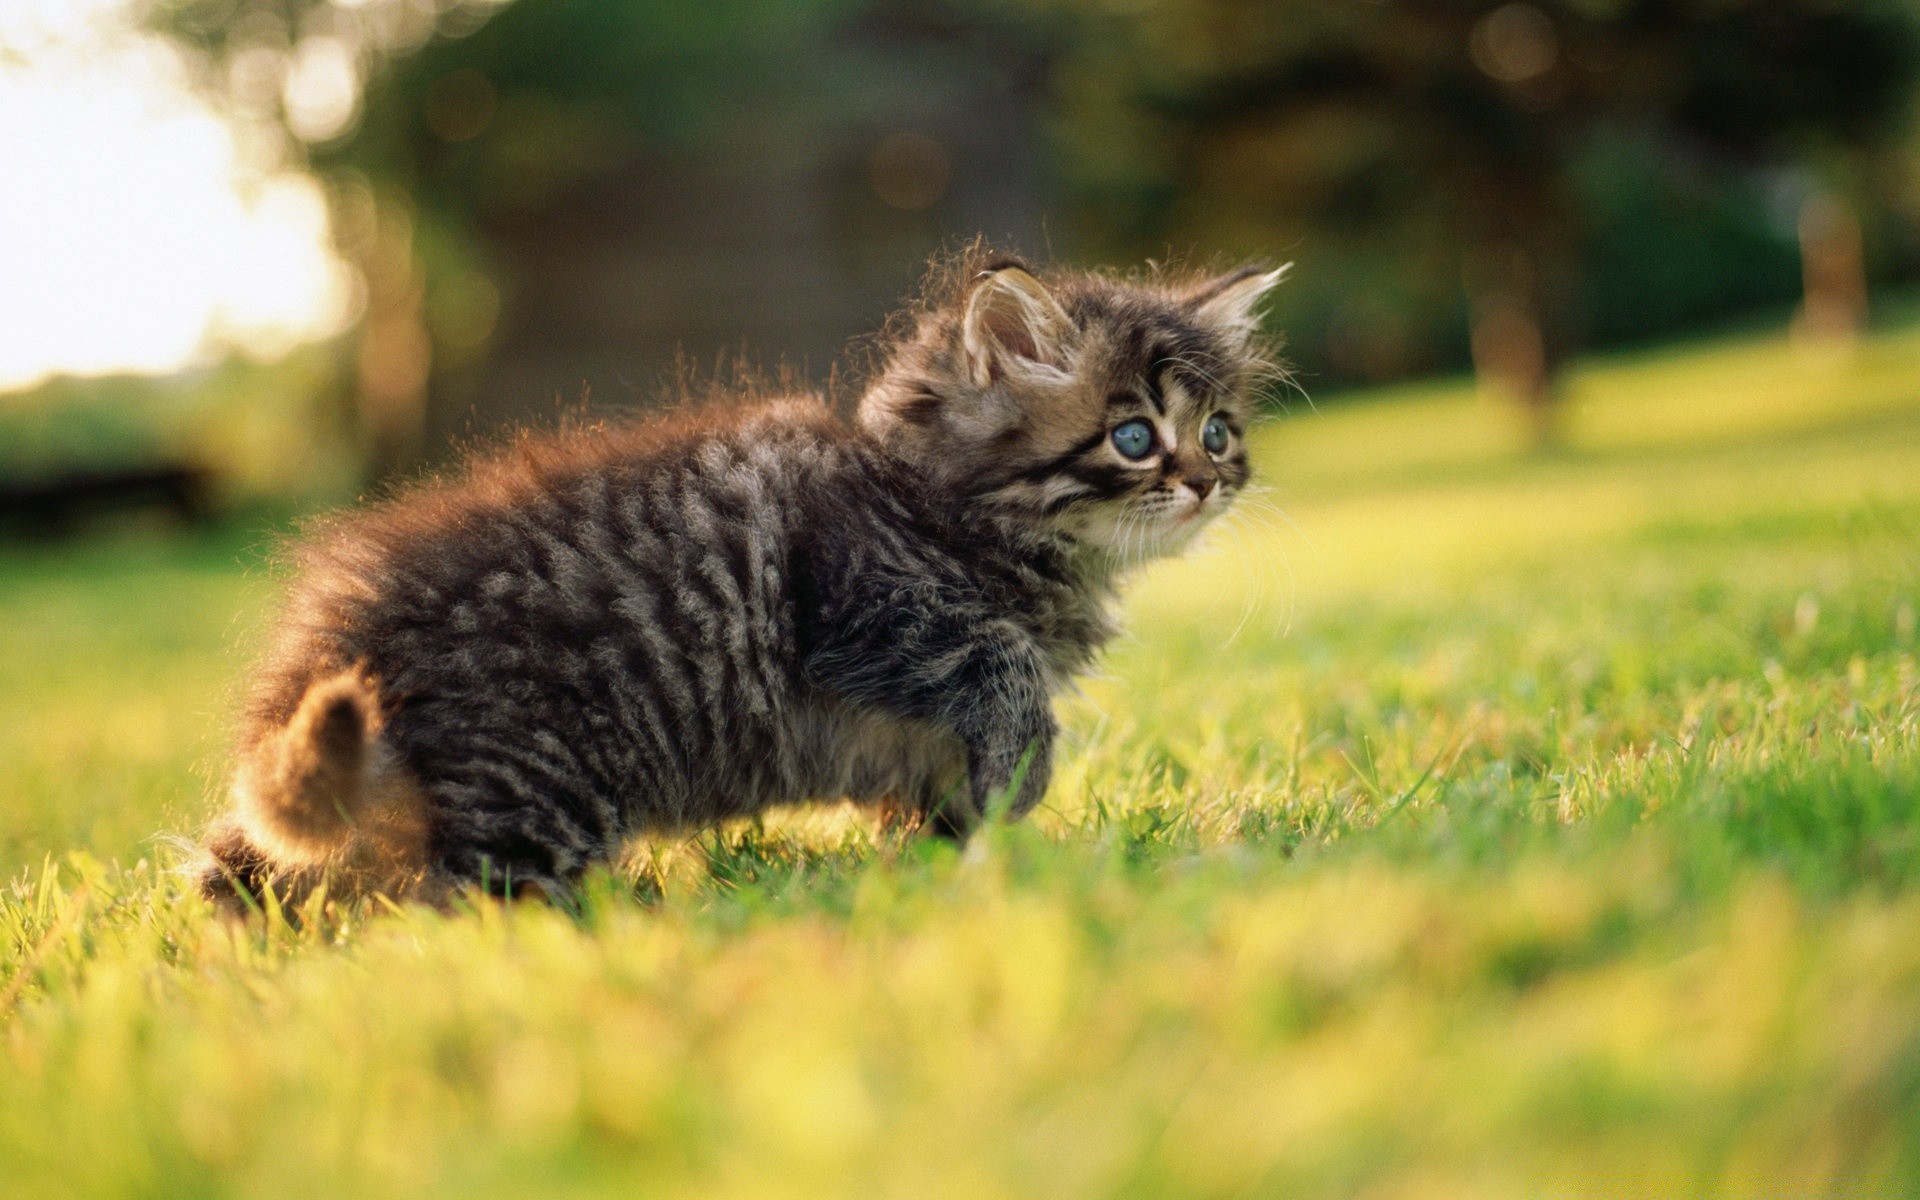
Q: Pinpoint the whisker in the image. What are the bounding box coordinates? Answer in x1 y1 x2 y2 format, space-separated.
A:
1211 499 1294 644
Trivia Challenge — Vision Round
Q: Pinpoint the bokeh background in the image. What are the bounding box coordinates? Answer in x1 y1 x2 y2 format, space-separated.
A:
9 9 1920 1193
4 0 1919 515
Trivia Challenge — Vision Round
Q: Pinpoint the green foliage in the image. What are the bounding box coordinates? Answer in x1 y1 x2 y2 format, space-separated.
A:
147 0 1920 404
4 319 1920 1194
1026 0 1920 382
0 348 348 499
325 0 871 210
0 526 274 868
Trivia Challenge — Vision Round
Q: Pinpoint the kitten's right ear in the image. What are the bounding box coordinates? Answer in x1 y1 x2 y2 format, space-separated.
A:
962 267 1073 387
1187 264 1290 338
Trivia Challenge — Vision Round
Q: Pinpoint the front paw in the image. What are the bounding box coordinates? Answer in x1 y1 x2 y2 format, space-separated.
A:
968 739 1052 822
1005 741 1052 819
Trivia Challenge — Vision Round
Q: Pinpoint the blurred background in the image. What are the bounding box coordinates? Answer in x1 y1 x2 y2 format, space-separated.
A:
2 0 1919 522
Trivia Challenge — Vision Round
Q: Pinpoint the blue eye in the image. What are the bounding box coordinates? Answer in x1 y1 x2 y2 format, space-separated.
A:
1110 419 1155 460
1202 414 1231 455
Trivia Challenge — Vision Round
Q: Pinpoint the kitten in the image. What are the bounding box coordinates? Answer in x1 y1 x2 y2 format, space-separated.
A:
199 249 1284 908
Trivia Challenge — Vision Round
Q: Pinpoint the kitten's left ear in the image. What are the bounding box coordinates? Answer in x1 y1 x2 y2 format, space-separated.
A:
1188 264 1290 338
962 266 1074 387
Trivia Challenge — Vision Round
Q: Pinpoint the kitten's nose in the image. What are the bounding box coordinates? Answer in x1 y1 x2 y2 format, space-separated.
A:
1182 474 1217 501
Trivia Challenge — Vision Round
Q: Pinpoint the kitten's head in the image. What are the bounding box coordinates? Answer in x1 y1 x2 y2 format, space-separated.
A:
859 251 1285 561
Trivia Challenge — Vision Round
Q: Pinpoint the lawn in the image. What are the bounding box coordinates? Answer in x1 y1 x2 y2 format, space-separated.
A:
3 322 1918 1198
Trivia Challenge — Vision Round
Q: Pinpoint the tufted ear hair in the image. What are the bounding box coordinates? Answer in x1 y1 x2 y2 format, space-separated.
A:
962 265 1074 387
1187 264 1290 339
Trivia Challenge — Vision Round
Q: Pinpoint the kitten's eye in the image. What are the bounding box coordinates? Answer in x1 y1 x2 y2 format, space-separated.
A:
1202 414 1231 455
1110 419 1156 460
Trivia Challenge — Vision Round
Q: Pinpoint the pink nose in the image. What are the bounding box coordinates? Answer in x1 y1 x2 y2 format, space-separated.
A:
1183 475 1217 500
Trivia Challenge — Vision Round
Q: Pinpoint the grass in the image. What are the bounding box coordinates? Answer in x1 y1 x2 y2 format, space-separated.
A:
3 322 1919 1197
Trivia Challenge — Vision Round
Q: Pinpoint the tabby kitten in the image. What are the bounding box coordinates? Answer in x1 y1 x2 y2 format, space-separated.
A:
200 251 1284 907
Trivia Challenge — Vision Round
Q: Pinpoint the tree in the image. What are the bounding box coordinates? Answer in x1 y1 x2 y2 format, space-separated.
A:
152 0 1049 478
1025 0 1920 440
153 0 853 475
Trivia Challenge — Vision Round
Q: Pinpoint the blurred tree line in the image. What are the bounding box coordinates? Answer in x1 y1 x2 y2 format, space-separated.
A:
149 0 1920 474
1027 0 1920 439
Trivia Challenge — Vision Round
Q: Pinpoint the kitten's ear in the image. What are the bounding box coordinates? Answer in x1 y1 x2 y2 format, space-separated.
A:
962 266 1074 387
1188 264 1290 338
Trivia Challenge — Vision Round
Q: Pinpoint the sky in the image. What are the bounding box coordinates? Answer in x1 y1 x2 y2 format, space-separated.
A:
0 0 350 392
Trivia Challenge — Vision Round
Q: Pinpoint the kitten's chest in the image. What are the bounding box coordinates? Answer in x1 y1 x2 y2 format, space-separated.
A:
960 541 1119 686
1019 580 1120 686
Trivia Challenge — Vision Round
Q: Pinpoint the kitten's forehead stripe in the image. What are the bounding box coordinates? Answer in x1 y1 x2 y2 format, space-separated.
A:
1006 429 1110 486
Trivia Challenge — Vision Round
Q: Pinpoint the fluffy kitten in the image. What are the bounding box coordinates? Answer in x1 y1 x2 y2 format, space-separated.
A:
199 250 1284 908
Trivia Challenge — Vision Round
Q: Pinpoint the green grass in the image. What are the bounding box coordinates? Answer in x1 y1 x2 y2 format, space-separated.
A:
4 323 1920 1198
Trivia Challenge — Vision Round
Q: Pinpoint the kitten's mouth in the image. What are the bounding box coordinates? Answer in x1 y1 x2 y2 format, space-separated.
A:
1137 500 1214 539
1086 495 1227 560
1166 496 1215 525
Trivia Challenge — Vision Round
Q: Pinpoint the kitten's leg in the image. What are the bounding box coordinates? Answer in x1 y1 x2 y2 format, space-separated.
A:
878 758 971 841
945 626 1057 824
954 685 1056 828
922 775 977 841
824 623 1055 840
920 701 1053 839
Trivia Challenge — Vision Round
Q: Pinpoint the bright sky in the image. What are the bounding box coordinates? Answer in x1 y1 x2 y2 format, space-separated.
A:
0 0 351 393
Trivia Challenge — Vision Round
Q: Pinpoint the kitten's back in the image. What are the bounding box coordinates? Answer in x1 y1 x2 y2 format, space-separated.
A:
211 397 876 903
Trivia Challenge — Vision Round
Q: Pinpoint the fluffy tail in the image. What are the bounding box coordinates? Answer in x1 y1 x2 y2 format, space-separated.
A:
201 670 433 911
234 671 381 864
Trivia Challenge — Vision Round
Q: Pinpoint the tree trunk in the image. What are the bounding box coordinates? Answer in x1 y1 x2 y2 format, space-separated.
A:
1792 193 1867 348
1465 244 1566 449
350 193 433 484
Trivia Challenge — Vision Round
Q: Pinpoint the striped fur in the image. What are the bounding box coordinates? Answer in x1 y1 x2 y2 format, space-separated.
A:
199 250 1283 909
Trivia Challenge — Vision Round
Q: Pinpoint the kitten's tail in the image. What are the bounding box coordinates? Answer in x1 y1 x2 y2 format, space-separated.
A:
235 670 385 864
200 670 433 911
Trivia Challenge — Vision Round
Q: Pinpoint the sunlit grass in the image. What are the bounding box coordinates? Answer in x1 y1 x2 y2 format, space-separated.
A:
0 528 271 869
3 320 1919 1197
